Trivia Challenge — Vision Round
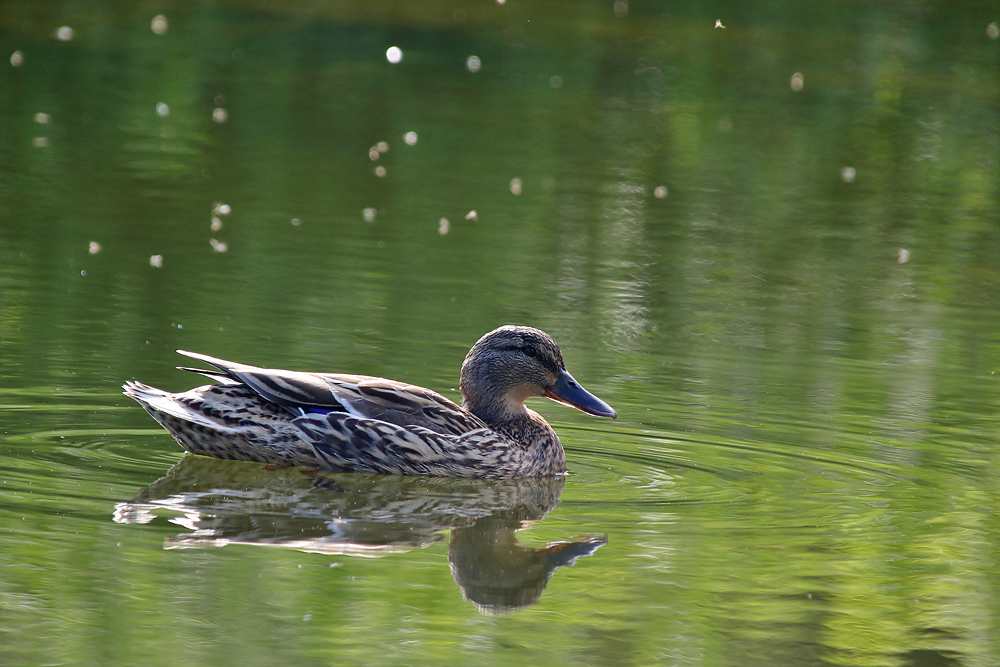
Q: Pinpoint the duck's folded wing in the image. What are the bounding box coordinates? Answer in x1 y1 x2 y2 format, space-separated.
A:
293 413 512 478
177 351 486 437
321 377 488 436
177 350 371 414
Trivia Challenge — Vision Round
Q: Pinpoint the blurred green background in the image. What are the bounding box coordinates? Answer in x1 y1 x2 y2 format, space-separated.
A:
2 1 1000 665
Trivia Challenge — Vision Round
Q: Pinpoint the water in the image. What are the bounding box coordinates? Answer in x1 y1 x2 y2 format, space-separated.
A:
2 1 1000 665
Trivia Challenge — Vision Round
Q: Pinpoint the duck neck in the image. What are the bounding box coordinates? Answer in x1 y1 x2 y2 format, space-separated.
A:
462 393 530 430
459 348 550 441
460 357 526 427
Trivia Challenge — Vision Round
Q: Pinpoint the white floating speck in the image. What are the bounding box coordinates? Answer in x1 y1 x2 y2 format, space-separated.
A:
10 51 24 67
88 241 102 255
497 0 505 5
897 248 910 264
653 186 668 199
466 55 481 73
151 15 168 35
212 108 228 123
509 177 522 195
438 218 450 235
465 210 478 221
715 19 725 29
550 75 563 89
32 136 49 148
386 46 403 64
403 131 418 146
988 23 999 39
790 72 804 91
375 166 386 177
56 26 74 41
213 203 231 215
34 112 51 124
291 218 301 226
614 1 628 18
210 217 223 231
376 141 389 153
369 146 380 161
363 208 377 222
841 167 856 183
150 254 163 268
210 238 228 253
156 102 170 117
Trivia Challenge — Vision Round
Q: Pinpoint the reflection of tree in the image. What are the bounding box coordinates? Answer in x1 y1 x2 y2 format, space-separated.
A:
114 456 604 613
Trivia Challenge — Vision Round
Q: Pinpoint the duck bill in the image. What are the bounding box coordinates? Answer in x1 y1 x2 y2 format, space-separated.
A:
544 369 617 419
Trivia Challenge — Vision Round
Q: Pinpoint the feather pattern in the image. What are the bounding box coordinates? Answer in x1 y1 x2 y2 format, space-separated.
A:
123 326 616 478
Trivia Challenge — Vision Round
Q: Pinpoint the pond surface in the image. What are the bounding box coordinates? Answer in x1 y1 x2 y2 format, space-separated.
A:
2 1 1000 665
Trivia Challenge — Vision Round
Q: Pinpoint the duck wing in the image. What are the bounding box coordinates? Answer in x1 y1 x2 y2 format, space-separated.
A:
176 351 486 437
320 376 487 436
177 350 352 413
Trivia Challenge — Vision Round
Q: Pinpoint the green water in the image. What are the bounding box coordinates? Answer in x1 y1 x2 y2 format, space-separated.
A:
2 1 1000 665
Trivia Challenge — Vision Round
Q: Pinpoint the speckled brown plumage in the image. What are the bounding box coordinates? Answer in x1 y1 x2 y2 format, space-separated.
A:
123 325 616 478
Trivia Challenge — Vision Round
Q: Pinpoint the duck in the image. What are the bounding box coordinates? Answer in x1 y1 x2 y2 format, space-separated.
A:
123 325 617 478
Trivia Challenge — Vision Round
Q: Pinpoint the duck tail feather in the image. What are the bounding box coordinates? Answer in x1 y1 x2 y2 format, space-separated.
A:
122 380 236 432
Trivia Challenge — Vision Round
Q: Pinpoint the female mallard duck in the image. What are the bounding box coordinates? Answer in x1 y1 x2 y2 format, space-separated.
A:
123 326 616 478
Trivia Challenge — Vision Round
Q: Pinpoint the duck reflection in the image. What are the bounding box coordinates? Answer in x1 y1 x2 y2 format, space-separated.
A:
114 456 605 613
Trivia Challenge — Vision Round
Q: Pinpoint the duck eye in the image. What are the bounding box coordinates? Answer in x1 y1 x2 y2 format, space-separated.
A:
522 346 537 357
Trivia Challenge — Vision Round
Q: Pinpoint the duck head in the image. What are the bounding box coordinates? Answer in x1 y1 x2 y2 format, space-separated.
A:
459 325 617 424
